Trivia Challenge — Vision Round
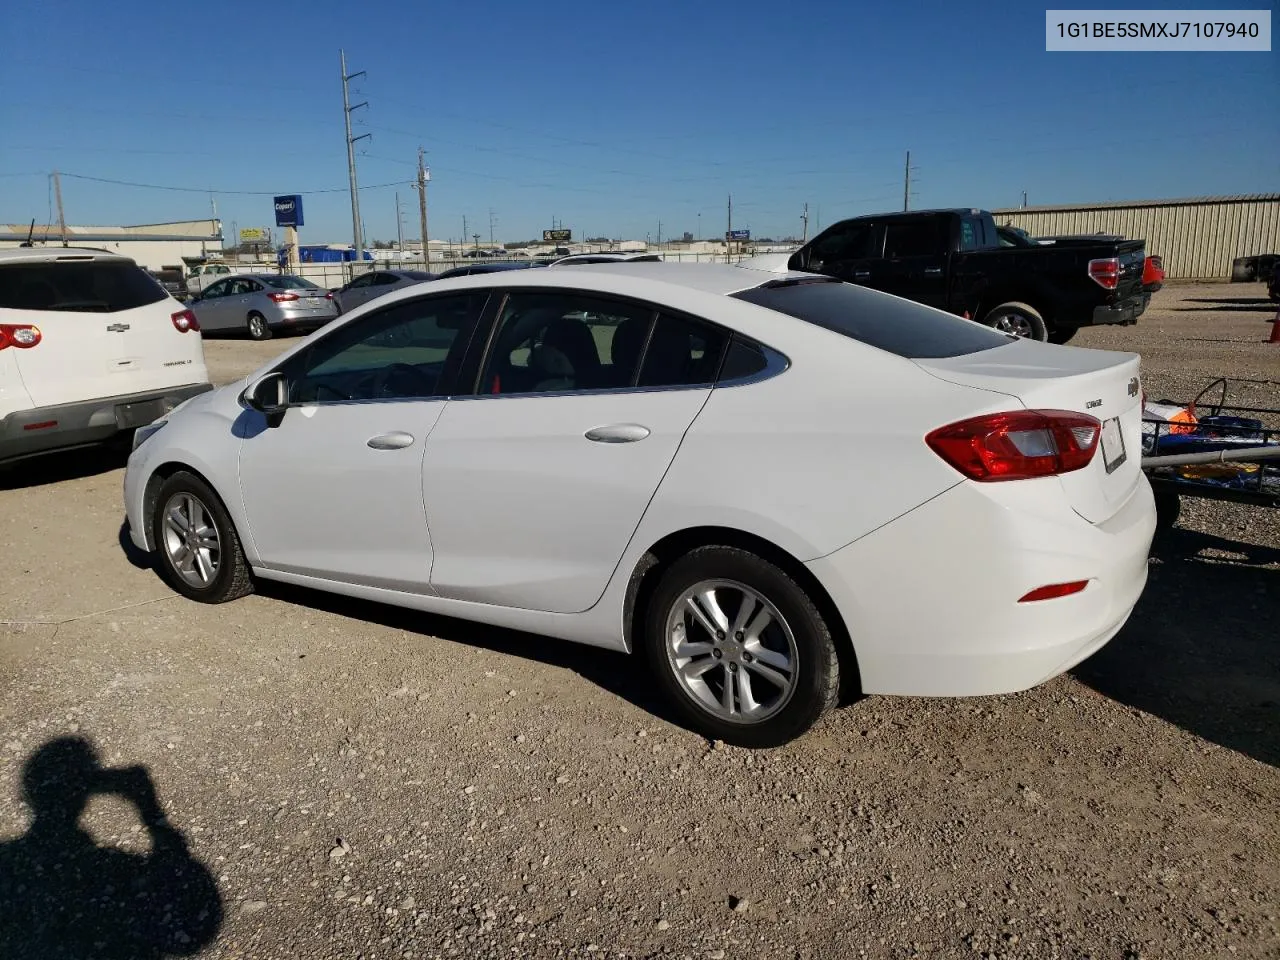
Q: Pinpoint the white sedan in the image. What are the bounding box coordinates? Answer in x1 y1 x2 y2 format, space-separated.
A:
124 263 1155 746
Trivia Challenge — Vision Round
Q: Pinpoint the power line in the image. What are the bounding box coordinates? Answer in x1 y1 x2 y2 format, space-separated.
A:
57 172 410 196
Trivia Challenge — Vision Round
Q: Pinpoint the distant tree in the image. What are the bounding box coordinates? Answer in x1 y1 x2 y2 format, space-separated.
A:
586 236 611 243
371 239 394 250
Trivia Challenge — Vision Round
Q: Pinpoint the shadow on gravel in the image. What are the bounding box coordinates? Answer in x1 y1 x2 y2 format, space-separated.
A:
0 736 222 959
256 579 699 734
1181 297 1274 305
1175 297 1277 313
1074 529 1280 768
0 445 128 490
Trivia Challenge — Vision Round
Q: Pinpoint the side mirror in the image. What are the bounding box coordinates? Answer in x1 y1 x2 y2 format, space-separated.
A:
240 371 288 427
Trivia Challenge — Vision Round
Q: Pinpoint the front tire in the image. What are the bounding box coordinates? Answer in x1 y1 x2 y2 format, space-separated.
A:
151 471 253 603
643 546 840 747
246 312 272 341
982 301 1048 341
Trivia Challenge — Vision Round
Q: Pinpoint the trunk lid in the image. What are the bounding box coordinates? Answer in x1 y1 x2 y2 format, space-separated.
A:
915 339 1143 523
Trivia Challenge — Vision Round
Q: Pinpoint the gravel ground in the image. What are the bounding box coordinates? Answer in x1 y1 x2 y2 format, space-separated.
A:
1 283 1277 959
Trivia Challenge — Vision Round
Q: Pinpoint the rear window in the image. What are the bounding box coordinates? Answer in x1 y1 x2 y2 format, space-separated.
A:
732 279 1012 359
0 261 167 313
263 275 320 290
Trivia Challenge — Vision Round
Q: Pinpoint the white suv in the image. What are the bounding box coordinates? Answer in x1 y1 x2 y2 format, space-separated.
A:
0 248 212 465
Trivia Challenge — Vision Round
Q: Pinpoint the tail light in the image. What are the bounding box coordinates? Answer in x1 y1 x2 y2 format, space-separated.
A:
926 410 1101 482
171 309 200 333
325 291 334 300
1088 257 1120 290
268 292 299 303
0 324 42 350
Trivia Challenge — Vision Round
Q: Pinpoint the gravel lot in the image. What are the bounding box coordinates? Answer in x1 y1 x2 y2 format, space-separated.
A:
1 283 1277 959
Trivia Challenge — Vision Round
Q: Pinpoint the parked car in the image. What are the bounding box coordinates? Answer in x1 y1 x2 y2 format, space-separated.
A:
793 210 1148 343
185 261 235 296
0 248 210 465
123 262 1155 746
433 262 545 280
333 269 435 314
149 267 189 302
188 274 338 340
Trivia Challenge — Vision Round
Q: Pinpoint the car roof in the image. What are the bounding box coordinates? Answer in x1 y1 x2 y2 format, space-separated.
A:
0 247 134 265
408 261 816 297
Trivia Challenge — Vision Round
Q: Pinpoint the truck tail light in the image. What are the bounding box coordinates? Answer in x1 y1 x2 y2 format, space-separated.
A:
926 410 1101 481
0 324 42 350
171 309 200 333
1088 257 1120 290
268 292 300 303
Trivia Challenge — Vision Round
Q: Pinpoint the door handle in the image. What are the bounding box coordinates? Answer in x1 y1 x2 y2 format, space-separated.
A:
367 431 415 450
924 267 943 276
853 270 871 281
585 423 650 444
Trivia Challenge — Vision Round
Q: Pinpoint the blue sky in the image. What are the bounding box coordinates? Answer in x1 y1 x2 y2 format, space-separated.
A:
1 0 1275 246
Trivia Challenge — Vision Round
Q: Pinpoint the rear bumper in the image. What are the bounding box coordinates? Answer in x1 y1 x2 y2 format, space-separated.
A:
806 475 1156 697
275 305 338 330
0 383 212 464
1091 293 1148 327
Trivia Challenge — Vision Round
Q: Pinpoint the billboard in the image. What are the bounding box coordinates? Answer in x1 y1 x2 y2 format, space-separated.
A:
239 227 269 244
543 228 571 243
725 229 750 241
274 195 304 227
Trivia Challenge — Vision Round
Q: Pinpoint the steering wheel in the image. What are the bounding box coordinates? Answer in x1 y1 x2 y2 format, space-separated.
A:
368 362 435 399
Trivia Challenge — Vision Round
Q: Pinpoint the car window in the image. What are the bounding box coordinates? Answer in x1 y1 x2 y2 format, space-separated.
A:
717 336 772 383
243 279 263 292
0 261 168 313
214 265 230 275
263 275 319 290
732 279 1011 359
286 293 485 404
348 273 376 289
960 219 979 251
479 291 654 394
202 279 228 299
637 313 728 388
227 279 252 296
883 219 942 258
802 221 878 267
375 273 400 285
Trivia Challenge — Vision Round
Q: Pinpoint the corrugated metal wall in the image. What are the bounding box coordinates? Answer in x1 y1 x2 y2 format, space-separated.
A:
992 196 1280 280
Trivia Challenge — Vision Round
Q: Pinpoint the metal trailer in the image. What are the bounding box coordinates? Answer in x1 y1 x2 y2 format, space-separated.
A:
1141 378 1280 530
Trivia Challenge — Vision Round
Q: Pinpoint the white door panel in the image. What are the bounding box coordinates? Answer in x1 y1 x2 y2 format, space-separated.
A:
238 400 443 589
422 389 710 613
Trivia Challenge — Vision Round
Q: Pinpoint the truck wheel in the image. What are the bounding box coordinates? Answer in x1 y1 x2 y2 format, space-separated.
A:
1048 326 1078 344
982 302 1047 341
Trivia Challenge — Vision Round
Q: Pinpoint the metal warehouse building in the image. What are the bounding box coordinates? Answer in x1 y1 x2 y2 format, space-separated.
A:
993 194 1280 280
0 220 223 272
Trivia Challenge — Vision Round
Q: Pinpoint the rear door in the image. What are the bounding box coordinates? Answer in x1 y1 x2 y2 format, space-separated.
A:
0 255 202 406
877 216 949 308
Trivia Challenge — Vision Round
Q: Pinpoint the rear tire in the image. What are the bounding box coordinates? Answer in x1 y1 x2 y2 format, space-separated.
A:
246 312 272 341
151 471 253 603
643 546 840 747
982 301 1048 342
1048 325 1079 344
1153 489 1181 534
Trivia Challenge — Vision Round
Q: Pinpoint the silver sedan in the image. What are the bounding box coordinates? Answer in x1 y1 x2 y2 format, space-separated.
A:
189 274 338 340
332 269 436 314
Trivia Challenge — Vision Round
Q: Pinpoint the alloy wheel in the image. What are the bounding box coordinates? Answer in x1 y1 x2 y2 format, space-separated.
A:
161 492 221 588
664 579 799 724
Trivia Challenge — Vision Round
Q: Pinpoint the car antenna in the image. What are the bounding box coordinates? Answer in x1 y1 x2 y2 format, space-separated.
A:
19 218 35 247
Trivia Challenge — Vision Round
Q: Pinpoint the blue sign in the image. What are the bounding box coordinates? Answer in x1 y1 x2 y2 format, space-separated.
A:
274 195 304 227
725 229 750 241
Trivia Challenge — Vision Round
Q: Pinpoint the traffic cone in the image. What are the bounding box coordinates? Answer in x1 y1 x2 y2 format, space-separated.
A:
1271 307 1280 344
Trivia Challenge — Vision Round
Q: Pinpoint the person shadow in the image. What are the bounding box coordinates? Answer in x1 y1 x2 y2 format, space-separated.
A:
0 737 222 959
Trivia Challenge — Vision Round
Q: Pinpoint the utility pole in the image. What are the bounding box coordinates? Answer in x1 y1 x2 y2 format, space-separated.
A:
341 49 370 260
416 149 430 264
801 202 809 242
1022 190 1028 208
657 220 662 247
462 215 468 253
395 192 405 253
726 193 732 263
489 209 497 247
472 233 481 252
52 171 68 247
903 150 911 212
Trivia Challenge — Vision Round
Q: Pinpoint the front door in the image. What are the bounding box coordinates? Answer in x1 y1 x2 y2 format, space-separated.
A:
423 289 729 614
877 216 949 309
237 291 486 589
793 219 882 288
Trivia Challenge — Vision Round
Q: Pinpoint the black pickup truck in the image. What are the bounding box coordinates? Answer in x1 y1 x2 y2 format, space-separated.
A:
788 208 1148 343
